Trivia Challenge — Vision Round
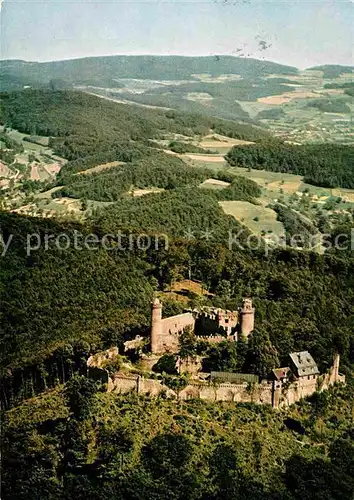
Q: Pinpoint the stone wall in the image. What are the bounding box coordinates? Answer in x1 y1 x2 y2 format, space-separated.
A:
177 356 203 375
87 347 119 368
161 313 195 335
275 376 319 408
107 375 274 405
88 350 345 409
179 381 273 404
153 312 196 353
104 363 344 408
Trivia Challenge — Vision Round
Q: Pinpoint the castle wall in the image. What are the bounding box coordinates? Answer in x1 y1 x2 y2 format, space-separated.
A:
240 299 255 339
87 347 119 368
153 312 195 353
149 299 249 354
88 348 345 409
161 313 195 335
177 356 203 375
151 299 163 354
277 376 319 407
195 311 239 336
138 377 176 398
124 336 144 351
110 374 138 394
100 369 343 408
217 312 238 334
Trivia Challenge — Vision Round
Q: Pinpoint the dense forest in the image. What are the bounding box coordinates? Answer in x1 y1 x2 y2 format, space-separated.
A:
306 97 351 114
2 375 354 500
256 108 286 120
0 90 268 161
55 155 210 201
226 142 354 189
272 204 319 249
0 131 24 164
309 64 353 78
1 210 353 400
55 152 260 203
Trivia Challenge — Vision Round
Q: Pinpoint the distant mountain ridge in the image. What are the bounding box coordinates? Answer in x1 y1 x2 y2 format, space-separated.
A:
0 55 298 88
307 64 354 78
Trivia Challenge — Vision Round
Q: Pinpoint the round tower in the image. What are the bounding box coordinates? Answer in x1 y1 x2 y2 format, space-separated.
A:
240 298 255 340
151 298 162 354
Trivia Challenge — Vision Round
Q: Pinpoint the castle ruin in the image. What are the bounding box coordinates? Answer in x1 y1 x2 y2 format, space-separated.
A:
87 349 345 409
150 297 255 354
86 292 345 409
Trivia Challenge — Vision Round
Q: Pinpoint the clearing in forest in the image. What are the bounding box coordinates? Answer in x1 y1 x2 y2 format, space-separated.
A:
129 187 164 197
219 200 286 239
76 161 125 176
185 154 226 163
199 178 230 190
257 90 318 105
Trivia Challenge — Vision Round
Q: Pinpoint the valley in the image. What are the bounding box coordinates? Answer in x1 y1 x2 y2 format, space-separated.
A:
80 68 354 145
1 111 353 252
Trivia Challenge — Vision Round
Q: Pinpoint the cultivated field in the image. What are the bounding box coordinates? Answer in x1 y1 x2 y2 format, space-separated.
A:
258 90 319 105
186 154 226 163
219 200 286 239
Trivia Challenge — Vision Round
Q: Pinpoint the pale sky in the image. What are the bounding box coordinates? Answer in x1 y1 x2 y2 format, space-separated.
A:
1 0 353 69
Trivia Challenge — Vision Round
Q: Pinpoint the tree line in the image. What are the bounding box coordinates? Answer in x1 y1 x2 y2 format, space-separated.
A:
226 141 354 189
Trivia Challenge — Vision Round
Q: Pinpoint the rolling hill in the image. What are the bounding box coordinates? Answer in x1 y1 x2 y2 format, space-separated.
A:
0 55 298 87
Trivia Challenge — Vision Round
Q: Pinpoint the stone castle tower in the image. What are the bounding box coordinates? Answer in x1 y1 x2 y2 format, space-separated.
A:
150 296 255 354
150 297 162 354
240 298 255 339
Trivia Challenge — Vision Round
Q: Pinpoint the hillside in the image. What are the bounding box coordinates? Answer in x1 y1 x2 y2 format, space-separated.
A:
0 90 267 160
225 141 354 189
2 58 353 144
307 64 354 78
1 80 354 500
2 378 354 500
0 56 298 87
1 211 353 400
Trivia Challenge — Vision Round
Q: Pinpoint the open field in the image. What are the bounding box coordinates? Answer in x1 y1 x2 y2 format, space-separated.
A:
219 200 286 239
76 160 125 175
186 151 354 243
35 186 64 199
29 163 54 181
226 165 304 188
198 135 254 149
0 161 12 177
332 188 354 203
130 187 164 197
258 90 319 105
185 153 226 162
199 178 230 190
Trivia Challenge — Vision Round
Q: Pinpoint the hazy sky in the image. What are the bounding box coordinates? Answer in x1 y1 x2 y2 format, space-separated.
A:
1 0 353 69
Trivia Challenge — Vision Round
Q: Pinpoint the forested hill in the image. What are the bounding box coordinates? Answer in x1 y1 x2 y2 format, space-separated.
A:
0 55 298 87
1 211 353 398
0 90 267 160
307 64 353 78
226 142 354 189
